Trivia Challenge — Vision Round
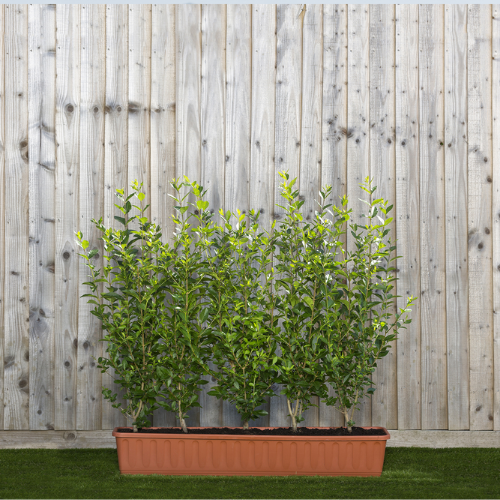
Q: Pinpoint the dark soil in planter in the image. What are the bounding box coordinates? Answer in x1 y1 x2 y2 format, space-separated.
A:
116 426 386 436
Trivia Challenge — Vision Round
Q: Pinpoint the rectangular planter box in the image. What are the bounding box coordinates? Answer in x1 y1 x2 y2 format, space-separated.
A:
113 427 390 476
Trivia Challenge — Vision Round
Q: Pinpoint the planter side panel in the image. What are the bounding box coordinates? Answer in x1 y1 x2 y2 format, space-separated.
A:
115 435 387 476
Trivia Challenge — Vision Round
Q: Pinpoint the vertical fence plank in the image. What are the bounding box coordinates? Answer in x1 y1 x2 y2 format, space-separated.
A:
150 3 176 428
201 5 225 217
444 5 469 431
102 4 128 430
176 4 201 427
199 4 226 428
395 4 421 430
77 4 105 431
347 4 371 427
4 4 29 430
271 3 303 429
369 4 396 430
54 4 80 431
176 4 201 187
275 4 302 195
468 4 494 431
225 4 251 219
28 3 56 431
251 5 276 427
419 4 447 430
151 3 175 243
224 4 253 427
493 4 500 431
299 4 322 428
319 4 347 428
0 4 4 430
128 4 151 215
321 5 347 203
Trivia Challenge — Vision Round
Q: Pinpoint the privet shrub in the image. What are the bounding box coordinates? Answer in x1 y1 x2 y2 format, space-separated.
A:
320 180 415 432
272 172 352 432
202 209 278 429
78 174 414 433
154 179 211 433
77 182 165 431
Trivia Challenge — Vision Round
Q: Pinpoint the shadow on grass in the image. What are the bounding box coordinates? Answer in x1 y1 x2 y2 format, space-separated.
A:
0 447 499 499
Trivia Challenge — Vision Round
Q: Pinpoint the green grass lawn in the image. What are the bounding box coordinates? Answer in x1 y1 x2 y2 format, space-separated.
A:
0 447 499 499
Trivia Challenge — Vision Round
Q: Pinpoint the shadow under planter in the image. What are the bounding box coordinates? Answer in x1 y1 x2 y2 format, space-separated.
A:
113 427 390 476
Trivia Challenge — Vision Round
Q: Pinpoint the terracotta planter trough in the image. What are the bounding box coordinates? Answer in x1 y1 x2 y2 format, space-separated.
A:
113 426 390 476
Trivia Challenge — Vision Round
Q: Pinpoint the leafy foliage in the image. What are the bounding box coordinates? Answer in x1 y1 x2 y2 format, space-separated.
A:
201 208 278 428
76 182 164 431
319 179 415 431
272 173 349 431
77 174 415 433
153 179 211 433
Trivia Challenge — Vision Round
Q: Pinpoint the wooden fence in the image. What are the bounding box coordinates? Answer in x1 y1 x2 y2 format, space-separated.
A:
0 4 499 436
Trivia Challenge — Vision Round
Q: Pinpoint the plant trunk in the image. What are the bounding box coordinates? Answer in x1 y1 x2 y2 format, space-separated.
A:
133 424 138 433
243 420 249 430
178 403 188 433
291 414 298 433
180 416 188 434
344 411 353 433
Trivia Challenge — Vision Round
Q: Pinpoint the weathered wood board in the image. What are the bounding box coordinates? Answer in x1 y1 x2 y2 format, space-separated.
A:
395 4 421 431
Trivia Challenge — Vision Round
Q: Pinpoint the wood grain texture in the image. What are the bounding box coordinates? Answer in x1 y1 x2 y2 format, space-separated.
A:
77 4 105 431
468 4 494 431
28 3 56 431
0 4 5 430
1 429 500 449
395 4 421 430
347 4 371 427
150 3 176 428
275 4 302 195
225 4 251 218
201 4 225 220
4 4 29 430
299 4 322 428
444 5 469 431
369 4 397 430
176 5 201 187
271 3 303 429
1 4 500 434
176 4 201 427
249 4 278 427
151 3 175 244
199 4 225 428
319 4 347 429
419 4 447 430
102 4 128 431
493 4 500 431
54 4 80 431
321 4 347 204
128 4 151 216
249 4 276 232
